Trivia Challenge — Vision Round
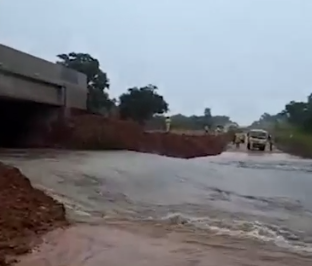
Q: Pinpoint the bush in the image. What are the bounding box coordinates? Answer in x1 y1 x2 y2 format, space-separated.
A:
274 125 312 158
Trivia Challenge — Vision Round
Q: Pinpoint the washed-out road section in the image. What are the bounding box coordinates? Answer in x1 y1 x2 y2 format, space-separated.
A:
0 149 311 266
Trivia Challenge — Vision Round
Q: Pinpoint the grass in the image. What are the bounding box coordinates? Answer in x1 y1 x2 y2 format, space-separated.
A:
274 125 312 158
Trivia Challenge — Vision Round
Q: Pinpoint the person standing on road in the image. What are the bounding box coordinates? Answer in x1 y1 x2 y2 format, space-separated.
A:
234 133 241 148
268 134 273 151
165 116 171 132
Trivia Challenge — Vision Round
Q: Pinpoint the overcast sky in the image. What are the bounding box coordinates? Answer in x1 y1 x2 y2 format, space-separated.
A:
1 0 312 125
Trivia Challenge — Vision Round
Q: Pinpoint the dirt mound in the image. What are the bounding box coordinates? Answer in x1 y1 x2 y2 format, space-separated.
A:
0 163 67 265
140 132 228 158
41 114 229 158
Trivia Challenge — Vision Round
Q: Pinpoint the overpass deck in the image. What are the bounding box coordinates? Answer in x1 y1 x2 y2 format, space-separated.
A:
0 44 87 110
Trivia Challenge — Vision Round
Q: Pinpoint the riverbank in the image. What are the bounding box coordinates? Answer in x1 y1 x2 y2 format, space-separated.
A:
0 162 67 266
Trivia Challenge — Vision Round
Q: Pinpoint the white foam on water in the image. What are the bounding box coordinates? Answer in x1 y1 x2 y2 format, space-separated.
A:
159 212 312 254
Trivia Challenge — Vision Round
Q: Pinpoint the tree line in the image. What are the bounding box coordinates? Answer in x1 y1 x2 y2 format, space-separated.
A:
250 93 312 134
146 111 233 130
57 52 234 129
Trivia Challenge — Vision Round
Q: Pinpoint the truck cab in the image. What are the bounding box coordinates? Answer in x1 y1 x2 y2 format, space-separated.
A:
247 129 268 151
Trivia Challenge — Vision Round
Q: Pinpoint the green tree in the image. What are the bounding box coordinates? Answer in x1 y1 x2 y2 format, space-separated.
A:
204 107 211 118
212 115 231 127
146 112 235 131
281 96 312 131
251 93 312 133
56 52 113 113
118 85 169 124
249 112 281 129
203 107 213 128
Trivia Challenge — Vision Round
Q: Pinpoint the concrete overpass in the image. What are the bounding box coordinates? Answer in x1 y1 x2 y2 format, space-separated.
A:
0 44 88 146
0 44 87 111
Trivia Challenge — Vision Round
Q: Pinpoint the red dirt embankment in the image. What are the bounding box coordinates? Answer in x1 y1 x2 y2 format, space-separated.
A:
42 114 229 158
0 163 67 266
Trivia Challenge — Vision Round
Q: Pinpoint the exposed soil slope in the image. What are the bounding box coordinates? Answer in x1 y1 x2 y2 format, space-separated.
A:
0 163 67 266
36 114 230 158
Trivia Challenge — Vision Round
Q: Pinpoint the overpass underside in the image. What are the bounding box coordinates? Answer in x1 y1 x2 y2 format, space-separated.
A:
0 43 88 148
0 70 66 148
0 96 61 147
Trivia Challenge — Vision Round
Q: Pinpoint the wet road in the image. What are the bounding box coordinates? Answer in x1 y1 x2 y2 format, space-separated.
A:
1 149 312 265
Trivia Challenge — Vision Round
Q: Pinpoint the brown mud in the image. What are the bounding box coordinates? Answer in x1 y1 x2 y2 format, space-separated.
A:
0 163 67 266
29 114 229 159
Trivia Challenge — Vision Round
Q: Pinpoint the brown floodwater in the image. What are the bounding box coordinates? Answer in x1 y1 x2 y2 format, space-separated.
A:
15 223 312 266
0 148 311 265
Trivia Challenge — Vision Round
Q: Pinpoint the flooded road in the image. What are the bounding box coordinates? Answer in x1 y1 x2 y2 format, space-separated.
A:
1 149 312 265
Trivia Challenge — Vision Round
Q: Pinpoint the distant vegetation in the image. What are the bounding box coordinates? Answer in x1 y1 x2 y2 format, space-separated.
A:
250 93 312 157
146 110 234 131
57 52 236 130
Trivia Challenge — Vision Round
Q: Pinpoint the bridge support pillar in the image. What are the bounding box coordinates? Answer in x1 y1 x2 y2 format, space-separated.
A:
56 86 71 125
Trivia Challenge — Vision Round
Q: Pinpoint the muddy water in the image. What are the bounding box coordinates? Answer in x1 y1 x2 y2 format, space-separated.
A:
1 149 312 265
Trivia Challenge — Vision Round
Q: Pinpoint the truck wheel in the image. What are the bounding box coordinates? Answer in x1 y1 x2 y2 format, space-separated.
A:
259 146 265 151
247 143 250 150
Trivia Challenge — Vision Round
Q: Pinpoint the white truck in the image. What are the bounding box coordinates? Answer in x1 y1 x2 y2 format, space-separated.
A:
247 129 268 151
